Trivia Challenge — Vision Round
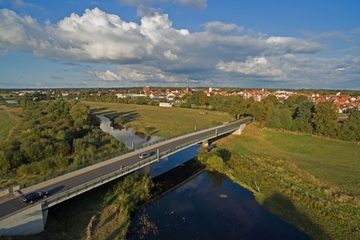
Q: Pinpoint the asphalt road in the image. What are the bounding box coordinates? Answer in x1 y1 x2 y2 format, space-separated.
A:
0 117 251 220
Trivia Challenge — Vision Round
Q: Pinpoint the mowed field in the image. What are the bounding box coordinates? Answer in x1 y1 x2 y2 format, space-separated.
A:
262 130 360 196
83 101 234 138
0 108 17 143
219 125 360 198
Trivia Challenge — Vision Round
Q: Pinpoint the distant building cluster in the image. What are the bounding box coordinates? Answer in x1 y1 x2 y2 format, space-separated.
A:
14 86 360 113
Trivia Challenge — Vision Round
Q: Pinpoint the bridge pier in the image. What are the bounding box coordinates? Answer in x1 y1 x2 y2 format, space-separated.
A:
0 203 47 236
0 118 253 236
232 123 246 135
201 140 209 152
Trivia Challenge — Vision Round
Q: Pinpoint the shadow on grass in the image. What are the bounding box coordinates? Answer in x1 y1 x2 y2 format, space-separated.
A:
146 126 160 135
90 107 109 114
91 108 140 125
101 111 139 125
263 192 329 240
97 209 117 230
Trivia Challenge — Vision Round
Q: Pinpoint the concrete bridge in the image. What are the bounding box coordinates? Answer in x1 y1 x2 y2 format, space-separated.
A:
0 117 252 236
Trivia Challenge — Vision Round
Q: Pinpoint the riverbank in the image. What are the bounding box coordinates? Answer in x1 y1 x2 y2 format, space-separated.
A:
209 123 360 240
1 102 358 239
0 172 153 240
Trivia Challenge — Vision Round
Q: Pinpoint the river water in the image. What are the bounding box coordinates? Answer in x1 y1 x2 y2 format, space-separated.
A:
98 116 311 240
97 115 166 149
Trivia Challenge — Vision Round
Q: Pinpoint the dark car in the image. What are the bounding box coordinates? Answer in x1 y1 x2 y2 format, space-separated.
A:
22 191 48 204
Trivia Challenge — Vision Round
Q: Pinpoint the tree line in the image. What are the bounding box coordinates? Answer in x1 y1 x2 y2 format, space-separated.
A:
181 92 360 141
0 99 126 179
2 92 358 178
82 91 360 142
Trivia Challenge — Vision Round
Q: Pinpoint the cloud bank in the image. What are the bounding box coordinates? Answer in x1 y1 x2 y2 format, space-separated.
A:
0 6 359 89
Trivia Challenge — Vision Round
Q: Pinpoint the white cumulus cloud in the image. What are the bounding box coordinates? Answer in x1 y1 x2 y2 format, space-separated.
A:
91 70 123 81
205 21 243 35
164 50 178 60
1 7 358 88
217 57 286 78
265 36 324 53
178 0 207 9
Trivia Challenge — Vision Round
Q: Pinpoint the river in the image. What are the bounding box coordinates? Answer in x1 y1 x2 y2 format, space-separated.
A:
98 116 311 240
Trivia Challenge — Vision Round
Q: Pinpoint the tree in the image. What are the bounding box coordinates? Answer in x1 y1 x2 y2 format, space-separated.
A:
0 151 11 173
265 105 292 130
247 101 266 122
338 109 360 141
284 94 309 115
70 102 90 128
229 95 246 119
312 102 338 137
294 100 315 133
263 95 280 107
46 99 71 121
278 106 293 130
198 91 208 105
135 96 148 105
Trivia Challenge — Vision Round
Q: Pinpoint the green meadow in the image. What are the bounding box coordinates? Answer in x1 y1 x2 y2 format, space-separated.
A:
0 108 17 143
83 101 233 138
261 130 360 196
1 101 359 239
215 124 360 239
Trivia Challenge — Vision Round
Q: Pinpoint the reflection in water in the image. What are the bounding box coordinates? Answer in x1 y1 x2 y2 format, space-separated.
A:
4 99 18 104
129 169 311 240
97 115 310 239
97 115 166 149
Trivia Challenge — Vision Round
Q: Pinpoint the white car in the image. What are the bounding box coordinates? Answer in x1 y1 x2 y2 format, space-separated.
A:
139 152 150 159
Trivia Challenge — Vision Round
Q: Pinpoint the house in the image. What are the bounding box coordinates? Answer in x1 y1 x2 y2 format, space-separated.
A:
159 102 173 107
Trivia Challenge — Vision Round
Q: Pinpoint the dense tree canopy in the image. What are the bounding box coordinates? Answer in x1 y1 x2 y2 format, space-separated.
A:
312 102 338 138
0 99 126 177
3 92 359 181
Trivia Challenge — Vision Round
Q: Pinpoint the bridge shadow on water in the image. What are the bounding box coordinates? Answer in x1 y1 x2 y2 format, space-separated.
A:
137 157 205 210
263 193 329 239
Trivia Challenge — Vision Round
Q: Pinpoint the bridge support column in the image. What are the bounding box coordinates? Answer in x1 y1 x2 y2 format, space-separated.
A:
232 123 246 135
201 140 209 152
0 203 46 236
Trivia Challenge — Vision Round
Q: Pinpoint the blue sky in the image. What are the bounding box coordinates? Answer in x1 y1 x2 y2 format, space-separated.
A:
0 0 359 89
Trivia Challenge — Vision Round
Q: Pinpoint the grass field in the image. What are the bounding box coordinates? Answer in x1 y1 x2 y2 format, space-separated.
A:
2 101 359 239
83 101 234 138
0 108 17 143
261 130 360 196
214 124 360 239
221 127 360 198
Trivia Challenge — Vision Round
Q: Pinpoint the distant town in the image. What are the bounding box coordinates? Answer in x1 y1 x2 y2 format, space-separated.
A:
1 86 360 113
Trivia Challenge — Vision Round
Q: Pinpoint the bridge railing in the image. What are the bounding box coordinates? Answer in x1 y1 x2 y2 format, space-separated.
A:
42 123 245 208
44 154 159 208
20 120 246 189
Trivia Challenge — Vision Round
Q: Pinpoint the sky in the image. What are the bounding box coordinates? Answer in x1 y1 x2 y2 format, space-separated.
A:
0 0 359 90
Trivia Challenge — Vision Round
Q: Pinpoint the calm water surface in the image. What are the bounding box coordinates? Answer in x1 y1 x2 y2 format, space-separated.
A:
99 115 310 240
97 115 166 149
127 151 311 240
4 99 18 104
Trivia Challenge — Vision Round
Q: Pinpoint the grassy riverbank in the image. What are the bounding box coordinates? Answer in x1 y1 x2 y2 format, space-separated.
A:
82 101 233 138
0 107 18 143
210 123 360 240
1 102 359 239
